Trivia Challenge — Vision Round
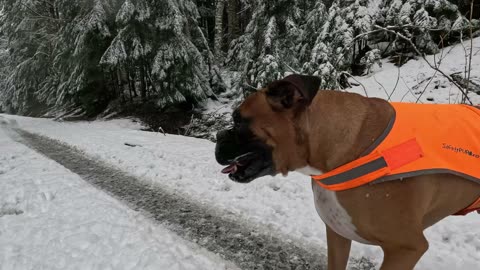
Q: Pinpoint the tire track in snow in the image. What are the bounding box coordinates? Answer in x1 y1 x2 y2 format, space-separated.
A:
15 129 331 270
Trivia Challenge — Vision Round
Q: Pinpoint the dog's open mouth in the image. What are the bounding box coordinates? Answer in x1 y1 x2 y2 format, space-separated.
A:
220 152 273 183
221 152 254 174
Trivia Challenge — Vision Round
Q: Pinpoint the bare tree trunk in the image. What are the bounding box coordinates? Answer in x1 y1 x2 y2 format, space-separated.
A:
140 64 147 102
227 0 240 44
47 0 57 19
214 0 225 59
146 65 157 93
204 17 210 42
110 70 117 97
126 69 135 103
117 68 126 103
238 1 251 33
128 65 138 98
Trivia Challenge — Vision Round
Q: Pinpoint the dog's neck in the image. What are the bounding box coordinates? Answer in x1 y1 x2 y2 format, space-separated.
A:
299 91 394 173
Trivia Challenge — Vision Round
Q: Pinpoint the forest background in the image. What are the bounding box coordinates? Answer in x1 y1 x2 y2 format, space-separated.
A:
0 0 479 136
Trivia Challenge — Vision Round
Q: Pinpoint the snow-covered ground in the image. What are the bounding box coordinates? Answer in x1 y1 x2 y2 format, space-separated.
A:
0 122 236 270
1 37 480 270
1 114 480 269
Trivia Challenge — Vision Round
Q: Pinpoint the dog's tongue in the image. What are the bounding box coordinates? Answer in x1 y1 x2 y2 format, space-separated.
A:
221 164 237 174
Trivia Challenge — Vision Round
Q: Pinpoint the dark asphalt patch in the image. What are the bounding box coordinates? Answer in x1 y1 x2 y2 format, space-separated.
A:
15 129 332 270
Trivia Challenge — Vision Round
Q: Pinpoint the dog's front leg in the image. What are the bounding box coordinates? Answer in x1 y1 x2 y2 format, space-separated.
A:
380 234 428 270
326 225 351 270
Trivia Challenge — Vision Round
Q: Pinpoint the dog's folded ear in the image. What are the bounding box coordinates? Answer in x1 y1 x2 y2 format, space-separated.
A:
265 74 321 111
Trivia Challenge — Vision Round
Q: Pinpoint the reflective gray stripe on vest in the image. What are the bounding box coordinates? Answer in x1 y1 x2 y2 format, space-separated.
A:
320 157 388 186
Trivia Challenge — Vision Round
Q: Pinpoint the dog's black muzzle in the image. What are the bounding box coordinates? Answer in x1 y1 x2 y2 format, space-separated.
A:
215 128 275 183
215 129 242 165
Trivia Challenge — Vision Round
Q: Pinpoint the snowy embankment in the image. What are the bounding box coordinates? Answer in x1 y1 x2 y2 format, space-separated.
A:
347 36 480 104
1 37 480 269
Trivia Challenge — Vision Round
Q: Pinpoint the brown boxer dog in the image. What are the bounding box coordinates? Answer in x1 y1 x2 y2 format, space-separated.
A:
215 74 480 270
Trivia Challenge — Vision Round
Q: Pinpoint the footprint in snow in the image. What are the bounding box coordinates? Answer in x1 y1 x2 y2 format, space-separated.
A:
0 206 24 217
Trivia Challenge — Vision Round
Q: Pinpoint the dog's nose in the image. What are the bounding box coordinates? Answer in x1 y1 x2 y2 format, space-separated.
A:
215 129 238 165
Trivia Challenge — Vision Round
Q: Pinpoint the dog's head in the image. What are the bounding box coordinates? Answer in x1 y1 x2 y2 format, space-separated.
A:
215 74 321 183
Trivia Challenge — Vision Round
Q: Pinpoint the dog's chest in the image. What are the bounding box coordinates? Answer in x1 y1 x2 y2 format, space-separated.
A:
311 182 370 244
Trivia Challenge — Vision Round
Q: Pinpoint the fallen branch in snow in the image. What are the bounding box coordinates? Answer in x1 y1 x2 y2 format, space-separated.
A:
341 72 368 97
333 24 453 70
183 115 195 136
373 25 473 105
475 46 480 56
124 143 142 147
158 126 166 136
411 76 434 91
451 73 480 94
400 77 422 103
180 112 231 142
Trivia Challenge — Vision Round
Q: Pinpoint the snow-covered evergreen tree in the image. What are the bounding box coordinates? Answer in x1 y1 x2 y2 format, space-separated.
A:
359 48 382 74
226 0 306 90
0 0 476 117
53 0 121 115
0 0 223 116
101 0 223 109
299 1 327 65
0 0 63 114
378 0 472 54
303 0 375 87
413 5 438 53
0 34 9 112
385 0 404 25
303 1 342 88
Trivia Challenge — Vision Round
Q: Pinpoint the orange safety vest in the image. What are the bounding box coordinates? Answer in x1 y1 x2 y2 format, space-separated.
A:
312 102 480 215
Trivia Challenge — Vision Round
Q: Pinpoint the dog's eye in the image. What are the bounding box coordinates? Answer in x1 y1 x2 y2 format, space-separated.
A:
232 110 247 129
